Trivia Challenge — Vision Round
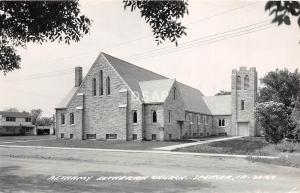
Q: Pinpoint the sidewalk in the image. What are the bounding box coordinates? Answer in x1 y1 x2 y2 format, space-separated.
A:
0 144 278 159
154 136 243 151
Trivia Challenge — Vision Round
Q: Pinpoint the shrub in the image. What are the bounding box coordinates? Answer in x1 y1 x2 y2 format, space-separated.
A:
255 101 293 143
275 141 300 153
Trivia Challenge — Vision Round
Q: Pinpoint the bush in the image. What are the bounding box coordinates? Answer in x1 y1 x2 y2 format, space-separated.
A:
255 101 293 143
275 140 300 153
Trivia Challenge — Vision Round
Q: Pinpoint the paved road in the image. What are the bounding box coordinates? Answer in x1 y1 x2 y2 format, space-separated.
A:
0 147 299 193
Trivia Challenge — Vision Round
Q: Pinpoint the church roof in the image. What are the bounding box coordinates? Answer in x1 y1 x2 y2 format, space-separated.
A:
102 53 167 97
56 87 78 109
139 79 175 103
202 95 231 115
56 52 228 115
177 82 211 115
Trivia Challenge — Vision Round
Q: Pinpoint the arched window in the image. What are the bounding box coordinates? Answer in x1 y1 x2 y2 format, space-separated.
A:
241 100 245 110
133 111 137 123
244 75 249 90
152 110 157 123
222 119 225 126
70 113 74 125
106 76 110 95
168 110 171 123
99 70 103 95
92 78 96 96
237 76 241 90
218 119 222 126
173 87 176 100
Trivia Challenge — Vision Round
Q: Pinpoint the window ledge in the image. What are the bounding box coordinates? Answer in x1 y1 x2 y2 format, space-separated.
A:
133 123 138 126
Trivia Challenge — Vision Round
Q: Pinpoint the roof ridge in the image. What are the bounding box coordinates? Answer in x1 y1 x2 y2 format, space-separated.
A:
101 52 168 79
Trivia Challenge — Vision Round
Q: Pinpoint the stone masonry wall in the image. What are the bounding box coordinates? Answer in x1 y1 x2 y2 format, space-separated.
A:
231 67 257 136
182 112 213 138
163 81 185 140
144 104 164 140
56 53 143 140
212 115 232 135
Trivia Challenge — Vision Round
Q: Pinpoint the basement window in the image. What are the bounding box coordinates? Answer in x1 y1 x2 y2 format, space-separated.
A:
87 134 96 139
106 134 117 139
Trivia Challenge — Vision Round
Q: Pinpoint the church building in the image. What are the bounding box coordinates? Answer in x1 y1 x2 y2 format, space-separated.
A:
55 52 258 140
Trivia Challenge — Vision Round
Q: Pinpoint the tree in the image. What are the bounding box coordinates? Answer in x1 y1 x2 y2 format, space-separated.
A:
123 0 188 46
215 90 231 96
30 109 42 126
255 101 294 143
36 117 54 126
259 68 300 110
0 1 91 74
265 1 300 29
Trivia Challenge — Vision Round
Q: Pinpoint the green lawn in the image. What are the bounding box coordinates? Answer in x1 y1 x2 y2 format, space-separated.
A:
1 138 191 150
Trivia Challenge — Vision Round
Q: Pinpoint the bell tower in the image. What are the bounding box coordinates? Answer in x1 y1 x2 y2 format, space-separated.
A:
231 67 257 136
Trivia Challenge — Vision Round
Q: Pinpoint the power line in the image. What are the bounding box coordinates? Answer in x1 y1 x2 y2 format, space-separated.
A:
19 2 261 69
131 25 274 62
2 20 273 82
123 20 270 60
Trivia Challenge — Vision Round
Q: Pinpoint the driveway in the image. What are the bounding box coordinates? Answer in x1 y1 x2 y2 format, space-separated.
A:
0 146 299 193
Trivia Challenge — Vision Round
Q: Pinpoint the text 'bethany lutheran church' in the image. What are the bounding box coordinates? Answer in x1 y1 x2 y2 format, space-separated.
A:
55 52 258 141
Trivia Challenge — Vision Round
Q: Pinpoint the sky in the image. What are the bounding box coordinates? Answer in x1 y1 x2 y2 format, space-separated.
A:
0 0 299 117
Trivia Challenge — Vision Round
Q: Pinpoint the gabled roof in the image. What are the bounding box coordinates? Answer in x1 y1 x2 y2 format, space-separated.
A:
0 111 31 118
177 82 211 114
56 87 78 109
203 95 231 115
102 53 166 97
56 52 223 116
139 79 175 103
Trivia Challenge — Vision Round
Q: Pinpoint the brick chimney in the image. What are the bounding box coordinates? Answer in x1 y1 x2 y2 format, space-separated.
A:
75 66 82 87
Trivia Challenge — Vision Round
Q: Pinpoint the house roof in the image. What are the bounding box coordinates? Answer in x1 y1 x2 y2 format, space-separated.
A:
202 95 231 115
102 53 167 97
0 111 31 118
177 82 211 114
56 87 78 109
139 79 175 103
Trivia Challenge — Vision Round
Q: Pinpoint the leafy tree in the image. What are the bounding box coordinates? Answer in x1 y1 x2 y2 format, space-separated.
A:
215 90 231 96
265 1 300 28
30 109 42 126
123 0 188 46
259 68 300 110
36 117 54 126
0 1 91 74
255 101 294 143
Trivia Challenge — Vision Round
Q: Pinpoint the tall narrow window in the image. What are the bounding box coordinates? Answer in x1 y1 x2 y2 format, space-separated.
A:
92 78 96 96
244 75 249 90
168 110 171 123
173 87 176 100
133 110 137 124
61 114 65 125
106 76 110 95
222 119 225 126
241 100 245 110
99 70 103 95
152 110 157 123
237 75 241 90
70 113 74 125
219 119 222 126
